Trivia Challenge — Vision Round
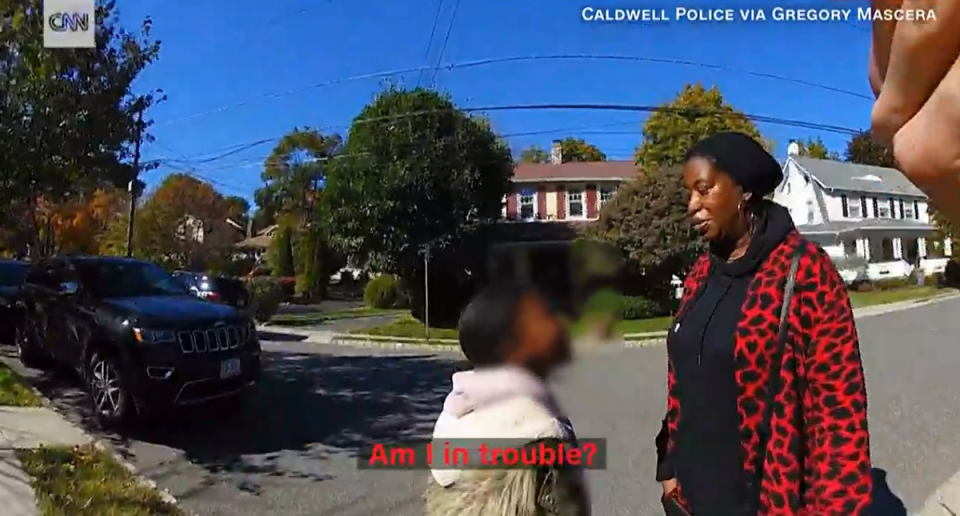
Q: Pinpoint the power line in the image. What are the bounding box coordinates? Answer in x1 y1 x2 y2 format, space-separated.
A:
417 0 445 87
157 105 863 184
153 53 871 128
429 0 461 87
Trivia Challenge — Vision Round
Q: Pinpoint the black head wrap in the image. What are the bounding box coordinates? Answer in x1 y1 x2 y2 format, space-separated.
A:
684 132 783 197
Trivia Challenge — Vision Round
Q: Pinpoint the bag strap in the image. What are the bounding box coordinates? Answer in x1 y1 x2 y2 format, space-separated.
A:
750 247 803 513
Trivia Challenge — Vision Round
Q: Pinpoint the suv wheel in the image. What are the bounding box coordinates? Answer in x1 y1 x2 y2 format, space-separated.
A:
16 324 49 369
88 352 135 427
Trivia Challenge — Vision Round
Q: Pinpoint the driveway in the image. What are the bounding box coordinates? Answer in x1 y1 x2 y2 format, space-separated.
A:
3 297 960 515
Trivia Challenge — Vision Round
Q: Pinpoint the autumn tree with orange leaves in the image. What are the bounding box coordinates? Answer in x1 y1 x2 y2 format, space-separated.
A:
101 174 241 269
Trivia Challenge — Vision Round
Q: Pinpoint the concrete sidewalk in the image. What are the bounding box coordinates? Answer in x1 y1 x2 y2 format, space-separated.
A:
0 406 93 516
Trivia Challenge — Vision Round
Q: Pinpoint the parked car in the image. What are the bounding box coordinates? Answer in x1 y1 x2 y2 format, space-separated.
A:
172 271 251 310
0 259 28 345
17 256 261 427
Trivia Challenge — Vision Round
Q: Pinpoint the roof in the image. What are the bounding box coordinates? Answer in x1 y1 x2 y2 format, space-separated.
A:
799 218 934 235
513 161 637 183
236 234 272 249
791 157 925 197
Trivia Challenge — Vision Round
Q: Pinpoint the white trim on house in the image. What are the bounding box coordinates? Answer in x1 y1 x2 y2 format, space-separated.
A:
566 188 586 220
517 190 538 221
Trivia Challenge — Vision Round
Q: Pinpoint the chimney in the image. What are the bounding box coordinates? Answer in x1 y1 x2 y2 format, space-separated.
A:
550 140 562 164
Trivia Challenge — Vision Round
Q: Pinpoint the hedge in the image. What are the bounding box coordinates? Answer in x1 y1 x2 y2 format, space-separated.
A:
243 277 286 323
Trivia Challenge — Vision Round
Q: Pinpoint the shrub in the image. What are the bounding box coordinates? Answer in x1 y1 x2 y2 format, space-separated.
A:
872 277 912 290
277 276 296 300
364 274 401 309
581 289 662 320
619 295 660 320
243 277 285 323
945 260 960 287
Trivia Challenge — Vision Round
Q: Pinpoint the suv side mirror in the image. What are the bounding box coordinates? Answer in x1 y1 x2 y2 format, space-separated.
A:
59 281 79 295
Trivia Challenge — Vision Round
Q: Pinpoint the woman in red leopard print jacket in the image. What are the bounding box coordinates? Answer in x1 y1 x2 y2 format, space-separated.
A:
656 132 872 516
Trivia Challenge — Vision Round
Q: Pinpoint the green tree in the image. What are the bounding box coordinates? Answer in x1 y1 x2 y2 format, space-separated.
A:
326 86 513 322
224 195 251 228
795 137 839 160
254 128 341 226
585 165 702 303
0 0 161 257
268 225 295 277
558 137 606 162
519 145 549 163
634 83 766 171
845 130 896 168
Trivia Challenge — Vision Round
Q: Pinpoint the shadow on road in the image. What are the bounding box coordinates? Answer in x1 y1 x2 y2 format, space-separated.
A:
3 346 459 498
6 351 457 496
872 467 908 516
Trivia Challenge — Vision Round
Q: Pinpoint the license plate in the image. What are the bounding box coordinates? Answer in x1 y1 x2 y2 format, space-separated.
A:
220 358 241 379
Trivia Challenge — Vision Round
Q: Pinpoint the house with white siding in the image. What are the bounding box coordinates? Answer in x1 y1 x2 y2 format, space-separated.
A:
773 142 951 282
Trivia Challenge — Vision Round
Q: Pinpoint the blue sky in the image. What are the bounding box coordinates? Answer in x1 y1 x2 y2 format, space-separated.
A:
123 0 875 207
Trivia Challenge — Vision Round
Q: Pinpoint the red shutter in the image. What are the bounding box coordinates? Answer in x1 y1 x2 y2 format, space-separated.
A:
537 186 547 220
506 191 518 219
586 185 598 218
557 185 566 220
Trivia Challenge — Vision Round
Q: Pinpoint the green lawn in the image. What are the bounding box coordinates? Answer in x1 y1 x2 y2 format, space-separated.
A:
351 286 951 341
353 316 459 340
848 286 943 308
0 363 43 407
18 445 182 516
269 307 403 327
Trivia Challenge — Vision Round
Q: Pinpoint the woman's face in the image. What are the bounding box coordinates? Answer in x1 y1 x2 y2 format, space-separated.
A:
508 292 571 374
682 156 747 242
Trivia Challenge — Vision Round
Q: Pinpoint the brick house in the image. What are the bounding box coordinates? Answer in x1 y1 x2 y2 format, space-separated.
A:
503 141 637 223
490 141 637 311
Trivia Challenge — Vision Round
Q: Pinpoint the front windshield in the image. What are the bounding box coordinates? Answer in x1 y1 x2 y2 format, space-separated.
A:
76 261 191 298
0 263 27 287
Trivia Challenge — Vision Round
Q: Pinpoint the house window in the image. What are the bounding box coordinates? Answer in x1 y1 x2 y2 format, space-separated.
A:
880 238 895 261
841 195 849 217
877 202 890 218
599 189 613 209
843 239 858 257
913 200 920 219
806 200 815 223
905 202 915 220
860 197 868 218
567 190 584 218
848 198 862 218
519 193 535 220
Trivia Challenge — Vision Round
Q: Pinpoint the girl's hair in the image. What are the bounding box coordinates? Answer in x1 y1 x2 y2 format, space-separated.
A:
458 281 538 366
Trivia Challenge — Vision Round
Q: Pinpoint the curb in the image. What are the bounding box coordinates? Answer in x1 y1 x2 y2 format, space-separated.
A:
91 439 184 512
15 373 186 514
263 291 960 352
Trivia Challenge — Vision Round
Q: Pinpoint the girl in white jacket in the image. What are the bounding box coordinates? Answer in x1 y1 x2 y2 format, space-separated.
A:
425 282 590 516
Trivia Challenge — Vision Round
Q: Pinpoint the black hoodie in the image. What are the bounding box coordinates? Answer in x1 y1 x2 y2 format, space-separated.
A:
667 201 796 516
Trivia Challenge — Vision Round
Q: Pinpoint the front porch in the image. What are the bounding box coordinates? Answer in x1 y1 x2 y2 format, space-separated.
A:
804 228 951 283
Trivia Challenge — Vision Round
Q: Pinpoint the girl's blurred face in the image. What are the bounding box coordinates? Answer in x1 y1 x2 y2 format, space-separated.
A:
507 292 571 375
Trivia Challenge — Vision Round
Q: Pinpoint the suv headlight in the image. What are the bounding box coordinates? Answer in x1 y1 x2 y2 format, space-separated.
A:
133 328 177 344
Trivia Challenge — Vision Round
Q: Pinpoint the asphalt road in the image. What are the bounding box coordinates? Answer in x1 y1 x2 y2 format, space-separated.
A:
4 297 960 515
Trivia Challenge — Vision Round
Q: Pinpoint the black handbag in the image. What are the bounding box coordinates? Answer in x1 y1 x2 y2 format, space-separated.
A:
746 247 804 515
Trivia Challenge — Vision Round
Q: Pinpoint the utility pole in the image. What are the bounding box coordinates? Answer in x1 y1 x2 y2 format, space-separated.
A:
125 106 144 257
424 245 430 341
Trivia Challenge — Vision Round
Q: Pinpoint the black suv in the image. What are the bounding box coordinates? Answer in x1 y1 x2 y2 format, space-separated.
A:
17 255 261 427
0 260 28 344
